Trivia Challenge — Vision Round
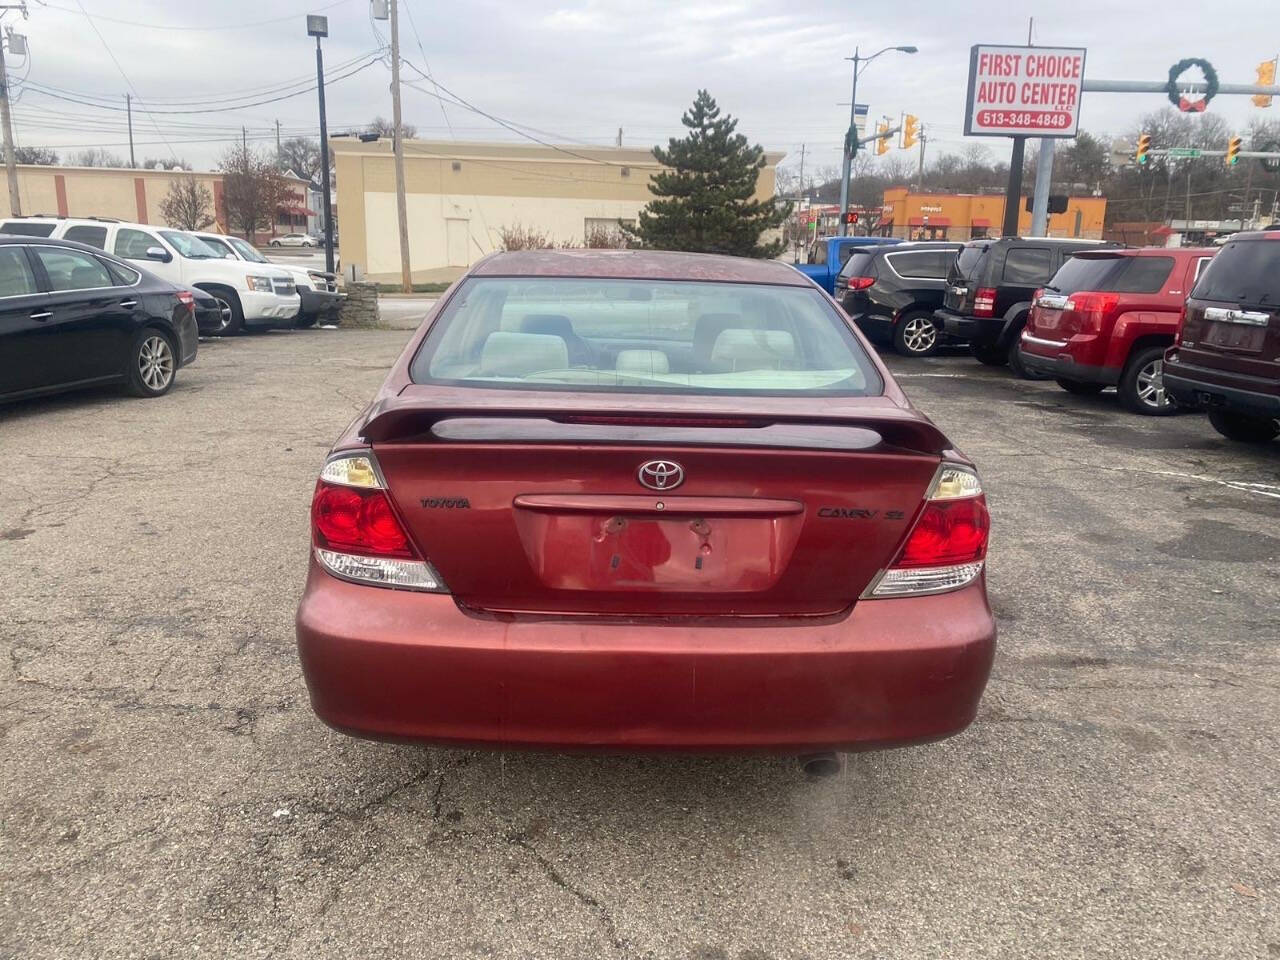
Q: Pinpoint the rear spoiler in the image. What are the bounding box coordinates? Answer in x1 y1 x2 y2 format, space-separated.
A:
359 391 952 456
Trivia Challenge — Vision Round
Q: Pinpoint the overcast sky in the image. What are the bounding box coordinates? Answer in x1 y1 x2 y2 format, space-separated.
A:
9 0 1280 176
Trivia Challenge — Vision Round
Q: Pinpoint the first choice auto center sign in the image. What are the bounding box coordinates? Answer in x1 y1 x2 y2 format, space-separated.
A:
965 44 1086 138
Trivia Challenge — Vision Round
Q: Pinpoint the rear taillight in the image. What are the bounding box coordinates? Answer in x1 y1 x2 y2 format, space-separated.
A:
310 454 447 592
1062 292 1120 333
973 287 997 317
868 465 989 598
847 276 876 290
176 290 194 313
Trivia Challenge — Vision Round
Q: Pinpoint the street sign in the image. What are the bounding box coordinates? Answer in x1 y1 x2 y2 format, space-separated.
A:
1261 142 1280 173
964 45 1086 138
1167 147 1202 158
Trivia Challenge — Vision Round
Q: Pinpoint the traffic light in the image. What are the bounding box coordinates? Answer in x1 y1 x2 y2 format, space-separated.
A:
1226 135 1242 166
1135 133 1151 165
901 115 920 150
1253 58 1276 108
875 122 889 156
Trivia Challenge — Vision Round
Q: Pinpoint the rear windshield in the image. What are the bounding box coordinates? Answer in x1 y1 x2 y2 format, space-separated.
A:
953 245 988 279
1192 240 1280 305
411 277 884 396
838 251 878 280
1048 255 1174 295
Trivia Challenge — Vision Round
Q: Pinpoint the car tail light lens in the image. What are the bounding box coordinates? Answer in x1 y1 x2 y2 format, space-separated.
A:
973 287 997 317
311 454 447 592
868 465 989 598
1062 292 1120 333
847 276 876 290
176 290 194 313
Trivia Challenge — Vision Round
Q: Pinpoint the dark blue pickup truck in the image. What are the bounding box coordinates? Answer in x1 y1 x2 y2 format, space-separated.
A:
792 235 901 294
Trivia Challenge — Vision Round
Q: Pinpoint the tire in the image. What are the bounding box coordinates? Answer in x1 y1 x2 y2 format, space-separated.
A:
1118 345 1178 416
202 288 244 336
270 240 281 247
294 312 318 329
1208 410 1280 444
970 342 1007 366
125 328 177 398
1056 378 1105 395
893 312 941 357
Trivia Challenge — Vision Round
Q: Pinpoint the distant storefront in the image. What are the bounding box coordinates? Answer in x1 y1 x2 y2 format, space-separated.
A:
880 188 1106 241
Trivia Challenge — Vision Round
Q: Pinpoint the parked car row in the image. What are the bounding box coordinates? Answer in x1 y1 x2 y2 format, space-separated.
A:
813 229 1280 444
0 216 342 336
0 217 345 404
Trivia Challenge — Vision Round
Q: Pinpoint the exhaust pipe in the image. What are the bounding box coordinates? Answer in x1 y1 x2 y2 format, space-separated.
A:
798 752 845 779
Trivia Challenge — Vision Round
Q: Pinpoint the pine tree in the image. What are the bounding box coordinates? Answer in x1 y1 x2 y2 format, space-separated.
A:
626 91 789 258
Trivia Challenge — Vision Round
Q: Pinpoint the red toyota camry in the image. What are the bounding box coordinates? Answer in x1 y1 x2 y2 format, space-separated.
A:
296 250 995 758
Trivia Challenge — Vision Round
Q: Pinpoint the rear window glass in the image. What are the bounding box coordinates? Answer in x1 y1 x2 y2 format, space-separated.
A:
1049 255 1174 295
838 251 877 279
887 250 954 280
1192 240 1280 305
1 221 55 237
63 225 108 249
954 245 988 279
1002 247 1053 284
411 277 884 397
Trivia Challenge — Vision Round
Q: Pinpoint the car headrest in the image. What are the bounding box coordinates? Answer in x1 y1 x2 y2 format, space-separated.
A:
479 331 569 377
709 329 796 371
616 349 670 375
521 314 578 338
692 312 742 366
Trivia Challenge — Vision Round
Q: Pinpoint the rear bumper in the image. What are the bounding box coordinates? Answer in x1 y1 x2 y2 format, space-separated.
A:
1017 347 1118 386
175 310 198 367
937 310 1001 344
1164 357 1280 418
846 310 894 341
295 563 997 753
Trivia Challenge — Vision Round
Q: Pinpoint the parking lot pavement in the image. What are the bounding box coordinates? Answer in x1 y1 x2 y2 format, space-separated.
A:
3 329 1279 960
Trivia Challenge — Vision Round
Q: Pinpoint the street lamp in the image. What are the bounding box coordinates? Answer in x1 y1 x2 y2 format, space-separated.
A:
838 44 917 236
308 14 336 274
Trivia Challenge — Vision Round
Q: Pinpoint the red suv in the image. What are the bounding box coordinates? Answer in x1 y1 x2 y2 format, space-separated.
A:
1018 247 1215 415
1164 229 1280 443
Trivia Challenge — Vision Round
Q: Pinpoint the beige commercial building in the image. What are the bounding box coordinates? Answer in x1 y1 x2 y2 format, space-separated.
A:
332 139 784 284
0 163 313 239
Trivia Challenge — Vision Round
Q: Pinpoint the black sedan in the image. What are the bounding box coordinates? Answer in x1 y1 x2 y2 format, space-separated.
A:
0 235 198 402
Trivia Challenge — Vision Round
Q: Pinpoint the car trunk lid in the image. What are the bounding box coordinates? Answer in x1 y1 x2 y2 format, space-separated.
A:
364 388 946 616
1181 237 1280 378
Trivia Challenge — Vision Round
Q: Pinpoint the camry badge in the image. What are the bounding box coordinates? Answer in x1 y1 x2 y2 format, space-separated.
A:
637 460 684 491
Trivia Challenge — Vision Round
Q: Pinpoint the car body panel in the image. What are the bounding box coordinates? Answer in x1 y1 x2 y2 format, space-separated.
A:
790 236 902 294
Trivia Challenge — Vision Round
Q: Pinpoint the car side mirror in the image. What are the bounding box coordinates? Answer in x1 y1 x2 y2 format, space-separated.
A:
145 246 172 263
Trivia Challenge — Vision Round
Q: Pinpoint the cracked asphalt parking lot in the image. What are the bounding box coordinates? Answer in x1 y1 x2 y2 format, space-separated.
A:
2 327 1278 960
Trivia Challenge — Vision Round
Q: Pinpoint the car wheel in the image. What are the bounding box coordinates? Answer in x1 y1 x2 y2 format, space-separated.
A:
295 313 318 329
206 290 244 336
205 298 233 336
1207 410 1280 443
970 342 1007 366
1056 378 1105 395
1006 333 1049 380
893 312 940 357
270 240 281 247
1119 345 1178 416
125 328 176 398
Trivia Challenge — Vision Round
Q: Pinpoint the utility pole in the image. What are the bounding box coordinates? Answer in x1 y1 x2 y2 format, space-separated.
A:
389 0 412 293
838 46 860 238
126 93 136 167
242 126 248 152
0 23 20 216
308 14 335 274
616 127 622 148
1030 138 1055 236
275 119 282 166
917 125 926 190
797 142 806 199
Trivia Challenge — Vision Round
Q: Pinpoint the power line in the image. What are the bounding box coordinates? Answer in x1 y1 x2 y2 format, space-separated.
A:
31 0 354 32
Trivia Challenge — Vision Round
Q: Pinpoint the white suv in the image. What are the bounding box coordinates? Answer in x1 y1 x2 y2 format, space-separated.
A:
0 217 300 335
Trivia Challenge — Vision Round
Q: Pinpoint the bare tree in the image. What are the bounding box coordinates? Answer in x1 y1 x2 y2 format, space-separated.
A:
69 148 126 167
498 224 554 250
219 145 291 239
143 157 192 171
368 116 418 140
15 145 57 164
278 136 324 181
159 178 215 232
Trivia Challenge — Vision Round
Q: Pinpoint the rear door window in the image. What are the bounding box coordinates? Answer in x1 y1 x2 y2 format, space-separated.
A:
63 225 108 249
31 247 117 291
1191 241 1280 305
953 245 988 280
1110 256 1174 293
887 250 953 280
1 221 56 237
0 246 40 296
1002 247 1053 284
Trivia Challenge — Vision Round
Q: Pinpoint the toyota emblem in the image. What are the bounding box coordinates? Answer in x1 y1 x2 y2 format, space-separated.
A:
637 459 684 491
